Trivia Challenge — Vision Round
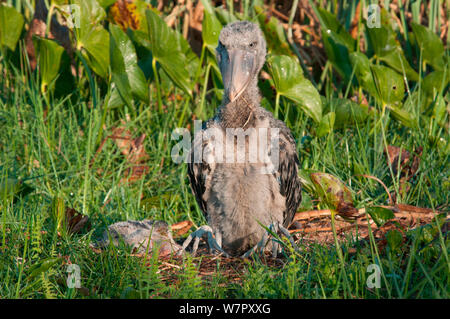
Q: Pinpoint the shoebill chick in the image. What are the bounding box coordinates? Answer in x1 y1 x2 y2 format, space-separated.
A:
182 21 302 257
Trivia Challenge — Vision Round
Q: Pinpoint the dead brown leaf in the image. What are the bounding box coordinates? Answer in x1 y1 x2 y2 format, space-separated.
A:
170 220 193 238
191 0 204 31
107 122 150 183
110 125 133 156
111 125 149 164
385 145 422 178
65 207 90 234
335 191 359 219
121 165 150 183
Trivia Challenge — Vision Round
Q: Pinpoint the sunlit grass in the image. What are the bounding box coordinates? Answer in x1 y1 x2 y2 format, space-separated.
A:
1 53 448 298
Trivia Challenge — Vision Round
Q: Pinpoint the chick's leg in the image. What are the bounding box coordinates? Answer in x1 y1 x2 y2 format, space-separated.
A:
179 225 229 257
241 222 297 258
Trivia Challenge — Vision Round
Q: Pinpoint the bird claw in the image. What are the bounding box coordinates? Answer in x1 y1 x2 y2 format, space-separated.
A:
179 225 229 257
241 222 298 258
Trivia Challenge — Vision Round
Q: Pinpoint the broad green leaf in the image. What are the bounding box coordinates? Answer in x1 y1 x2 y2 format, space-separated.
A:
366 206 395 227
109 33 132 107
322 30 353 80
316 8 356 51
378 48 419 82
373 64 413 127
32 37 65 93
73 0 106 28
140 9 193 95
316 7 356 80
411 22 445 70
350 52 377 97
78 28 110 78
389 106 416 128
0 4 24 51
254 6 292 56
202 9 222 55
268 55 322 123
110 71 132 108
351 53 407 112
128 30 154 79
107 83 125 109
366 12 419 81
366 23 398 57
422 70 449 98
110 24 148 105
316 111 335 137
310 172 355 215
403 90 430 113
325 98 373 128
371 65 405 106
73 0 110 78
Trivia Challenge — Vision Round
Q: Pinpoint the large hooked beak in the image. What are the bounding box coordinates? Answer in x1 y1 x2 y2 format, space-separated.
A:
222 49 256 102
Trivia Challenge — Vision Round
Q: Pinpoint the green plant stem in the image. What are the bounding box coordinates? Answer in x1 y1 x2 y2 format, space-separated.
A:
95 89 111 147
1 170 8 248
45 3 54 38
228 0 233 16
243 0 249 18
380 113 400 200
152 58 163 113
178 96 191 128
287 0 299 41
317 61 331 92
76 51 97 108
275 92 280 119
15 223 29 298
82 105 95 216
198 63 211 118
194 44 206 87
401 235 419 297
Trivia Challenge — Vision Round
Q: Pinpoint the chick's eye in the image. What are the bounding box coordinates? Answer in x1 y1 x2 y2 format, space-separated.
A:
249 42 257 48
